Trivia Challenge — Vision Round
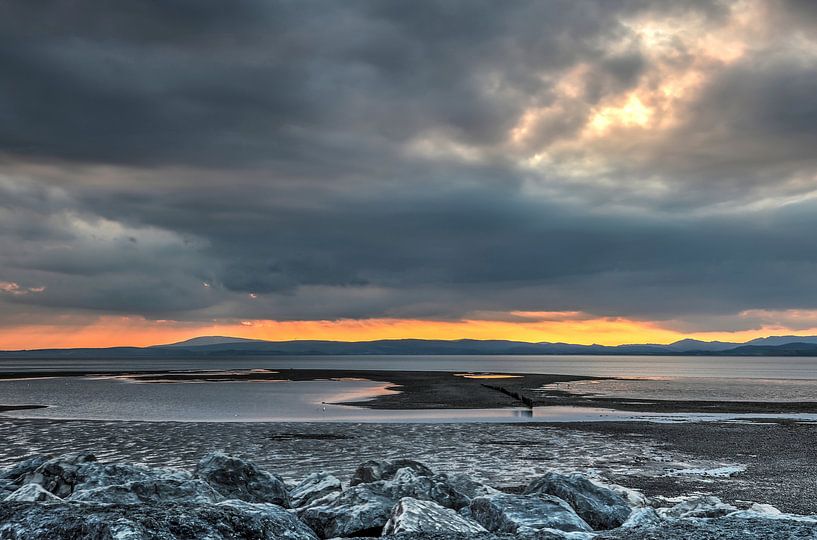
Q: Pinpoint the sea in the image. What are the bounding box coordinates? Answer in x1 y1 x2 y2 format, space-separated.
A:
1 355 817 423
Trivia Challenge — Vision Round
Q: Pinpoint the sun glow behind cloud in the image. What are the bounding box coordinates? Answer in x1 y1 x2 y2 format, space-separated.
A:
5 311 817 350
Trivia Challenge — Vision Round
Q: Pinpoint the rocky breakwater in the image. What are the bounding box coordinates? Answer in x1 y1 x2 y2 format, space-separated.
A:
0 451 814 539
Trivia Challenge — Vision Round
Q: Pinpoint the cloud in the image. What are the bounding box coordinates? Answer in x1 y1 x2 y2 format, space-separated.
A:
0 0 815 335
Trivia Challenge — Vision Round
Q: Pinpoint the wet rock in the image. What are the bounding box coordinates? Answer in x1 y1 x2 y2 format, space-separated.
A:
72 462 192 491
0 479 15 498
297 483 395 538
0 500 318 540
470 492 592 534
0 455 52 481
377 467 470 510
18 453 97 498
290 472 342 508
658 496 739 519
68 478 224 505
524 472 632 529
383 497 488 535
443 472 500 500
4 484 63 503
350 458 433 486
619 507 661 529
194 451 290 507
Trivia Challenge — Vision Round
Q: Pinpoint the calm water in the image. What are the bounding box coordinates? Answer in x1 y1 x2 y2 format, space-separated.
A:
1 355 817 422
3 354 817 379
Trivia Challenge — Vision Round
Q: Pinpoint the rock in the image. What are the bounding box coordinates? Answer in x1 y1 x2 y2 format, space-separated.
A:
377 467 470 510
4 484 63 503
290 472 342 508
297 483 395 538
470 492 592 534
443 472 500 500
383 497 488 535
658 496 739 519
524 472 632 529
194 451 290 507
516 529 593 540
1 455 52 481
14 453 196 502
0 500 319 540
18 453 97 498
216 499 320 539
68 478 224 505
0 479 15 497
72 462 191 491
350 458 433 486
619 507 661 529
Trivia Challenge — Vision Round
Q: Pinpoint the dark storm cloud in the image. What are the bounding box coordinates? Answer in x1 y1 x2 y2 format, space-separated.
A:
0 0 665 166
0 0 816 331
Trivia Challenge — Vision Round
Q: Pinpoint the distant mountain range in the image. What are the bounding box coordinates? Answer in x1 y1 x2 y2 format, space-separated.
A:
5 334 817 357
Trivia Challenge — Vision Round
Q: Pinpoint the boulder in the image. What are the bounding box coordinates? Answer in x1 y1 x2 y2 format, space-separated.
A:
72 462 192 491
290 472 342 508
658 496 739 519
4 484 63 503
14 453 198 502
470 492 592 534
194 451 290 507
619 507 661 529
383 497 488 535
0 500 318 540
297 484 395 538
376 467 470 510
443 472 500 500
524 472 632 529
68 478 224 505
18 453 97 498
0 479 15 498
350 458 433 485
1 455 52 481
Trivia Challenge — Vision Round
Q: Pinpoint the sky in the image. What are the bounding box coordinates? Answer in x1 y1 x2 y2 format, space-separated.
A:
1 0 817 349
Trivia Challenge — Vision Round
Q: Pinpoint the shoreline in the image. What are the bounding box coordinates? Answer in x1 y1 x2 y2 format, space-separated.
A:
2 368 817 515
5 367 817 415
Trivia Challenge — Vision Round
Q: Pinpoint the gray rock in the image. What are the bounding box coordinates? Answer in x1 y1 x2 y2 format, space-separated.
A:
470 492 592 534
290 472 342 508
68 478 224 505
1 455 52 481
72 462 192 491
4 484 63 503
383 497 488 535
18 453 97 498
524 472 632 529
619 507 661 529
297 483 395 538
658 496 739 519
351 459 433 486
376 467 470 510
443 472 500 500
0 500 318 540
0 479 15 498
195 451 290 507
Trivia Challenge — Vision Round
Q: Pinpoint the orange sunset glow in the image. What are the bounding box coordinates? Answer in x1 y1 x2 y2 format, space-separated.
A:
5 313 817 351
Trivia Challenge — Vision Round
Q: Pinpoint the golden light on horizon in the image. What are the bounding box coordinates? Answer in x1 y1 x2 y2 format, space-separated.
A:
4 311 817 351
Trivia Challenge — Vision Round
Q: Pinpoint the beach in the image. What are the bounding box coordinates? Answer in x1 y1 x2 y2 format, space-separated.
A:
2 366 817 519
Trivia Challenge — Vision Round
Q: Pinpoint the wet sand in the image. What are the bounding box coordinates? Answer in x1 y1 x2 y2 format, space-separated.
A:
0 405 46 412
7 367 816 414
556 420 817 516
122 368 817 413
